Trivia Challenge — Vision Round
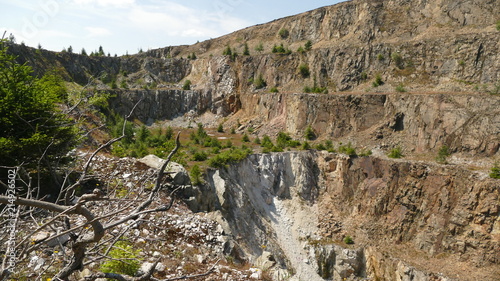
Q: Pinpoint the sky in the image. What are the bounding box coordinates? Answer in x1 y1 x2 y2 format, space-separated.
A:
0 0 344 56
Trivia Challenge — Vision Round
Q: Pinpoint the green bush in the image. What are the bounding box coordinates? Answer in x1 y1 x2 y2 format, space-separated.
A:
325 140 335 152
276 132 300 149
217 123 224 133
315 143 326 151
388 146 403 158
242 133 250 142
358 149 372 157
243 43 250 56
223 45 232 56
224 140 233 148
190 165 203 185
343 235 354 245
110 79 118 89
136 125 150 143
304 85 327 94
302 141 311 150
108 113 134 142
192 150 208 161
255 42 264 53
395 84 406 92
377 54 384 61
254 74 267 89
496 20 500 31
338 142 357 156
490 163 500 179
0 41 78 169
270 87 279 93
109 118 191 163
392 53 404 69
276 132 292 148
304 125 316 140
372 74 383 87
261 135 273 149
182 80 192 90
207 147 251 168
272 44 291 54
230 49 238 61
278 28 289 39
435 145 451 164
203 137 221 148
100 240 141 276
298 64 310 78
360 72 368 80
165 126 174 140
304 40 312 51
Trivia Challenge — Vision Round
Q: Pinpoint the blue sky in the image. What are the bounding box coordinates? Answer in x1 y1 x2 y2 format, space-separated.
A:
0 0 343 55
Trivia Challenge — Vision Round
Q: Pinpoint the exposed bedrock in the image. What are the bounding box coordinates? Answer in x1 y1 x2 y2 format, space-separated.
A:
181 151 499 280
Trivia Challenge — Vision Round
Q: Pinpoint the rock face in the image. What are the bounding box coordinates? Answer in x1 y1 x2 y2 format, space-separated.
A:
6 1 500 280
7 0 500 156
244 93 500 156
8 45 189 86
112 90 500 157
8 0 500 93
186 151 499 280
108 88 240 125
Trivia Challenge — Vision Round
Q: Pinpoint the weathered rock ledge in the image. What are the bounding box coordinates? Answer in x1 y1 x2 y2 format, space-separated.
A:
182 151 499 280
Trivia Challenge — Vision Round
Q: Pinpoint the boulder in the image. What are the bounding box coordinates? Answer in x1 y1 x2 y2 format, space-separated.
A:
138 155 190 186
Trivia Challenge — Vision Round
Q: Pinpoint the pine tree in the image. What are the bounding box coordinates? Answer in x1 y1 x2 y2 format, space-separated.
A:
0 39 78 168
98 45 105 56
243 43 250 55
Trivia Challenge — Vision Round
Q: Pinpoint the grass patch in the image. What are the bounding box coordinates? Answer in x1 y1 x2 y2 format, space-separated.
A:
343 235 354 245
207 146 252 168
489 162 500 179
100 240 141 276
338 142 357 156
372 74 383 87
395 84 406 92
388 146 403 159
435 145 450 164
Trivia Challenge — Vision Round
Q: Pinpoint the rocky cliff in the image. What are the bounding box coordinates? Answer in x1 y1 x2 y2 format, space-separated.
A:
9 0 499 157
183 151 499 280
109 90 500 158
5 0 500 280
8 0 500 92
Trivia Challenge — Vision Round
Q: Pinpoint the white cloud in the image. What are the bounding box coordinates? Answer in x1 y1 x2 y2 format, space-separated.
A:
72 0 135 8
1 26 74 50
85 26 112 37
127 1 251 39
2 0 252 54
0 0 36 11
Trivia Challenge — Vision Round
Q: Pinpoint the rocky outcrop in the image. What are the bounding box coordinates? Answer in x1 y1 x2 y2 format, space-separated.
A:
179 0 500 93
242 92 500 156
118 88 499 156
8 0 500 93
107 87 240 124
184 151 499 280
108 89 206 125
8 43 190 86
7 1 500 156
